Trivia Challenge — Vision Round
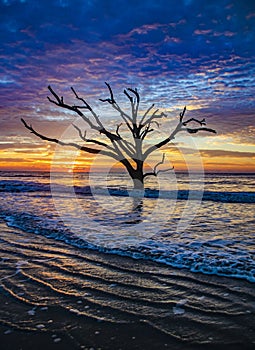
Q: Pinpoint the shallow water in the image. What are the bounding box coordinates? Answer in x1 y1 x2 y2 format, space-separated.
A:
0 221 254 349
0 171 254 282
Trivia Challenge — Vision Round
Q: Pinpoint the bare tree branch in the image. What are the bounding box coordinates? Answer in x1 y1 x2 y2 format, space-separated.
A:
48 85 122 143
185 127 217 134
140 123 154 140
72 123 87 141
128 87 140 117
143 123 182 160
123 89 133 104
140 103 155 126
72 124 113 148
99 82 133 131
116 123 122 138
47 85 101 131
143 153 174 178
115 123 136 155
118 140 136 158
21 118 118 159
182 117 206 126
142 110 167 127
179 106 186 122
125 87 140 123
143 107 216 160
124 89 135 123
99 82 116 104
71 87 104 129
154 153 166 173
70 87 93 111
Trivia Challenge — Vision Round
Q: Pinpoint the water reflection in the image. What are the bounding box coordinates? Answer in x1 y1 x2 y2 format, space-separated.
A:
124 197 144 224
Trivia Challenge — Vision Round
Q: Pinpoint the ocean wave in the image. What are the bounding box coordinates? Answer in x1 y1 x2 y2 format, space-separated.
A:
0 180 52 192
1 180 255 203
1 210 255 283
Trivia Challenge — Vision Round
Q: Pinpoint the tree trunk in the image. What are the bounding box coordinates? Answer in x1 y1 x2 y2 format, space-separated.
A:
130 167 144 191
121 159 144 191
132 177 144 190
132 159 144 190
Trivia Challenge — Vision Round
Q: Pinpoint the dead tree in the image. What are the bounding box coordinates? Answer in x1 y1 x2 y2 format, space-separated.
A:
21 83 216 189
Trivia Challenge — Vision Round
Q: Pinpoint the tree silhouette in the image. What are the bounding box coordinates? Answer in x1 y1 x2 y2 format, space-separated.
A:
21 83 216 189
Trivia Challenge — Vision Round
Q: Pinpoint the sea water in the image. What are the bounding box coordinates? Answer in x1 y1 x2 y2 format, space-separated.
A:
0 171 254 282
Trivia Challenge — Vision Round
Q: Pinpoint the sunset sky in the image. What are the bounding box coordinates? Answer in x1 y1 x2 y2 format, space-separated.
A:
1 0 255 173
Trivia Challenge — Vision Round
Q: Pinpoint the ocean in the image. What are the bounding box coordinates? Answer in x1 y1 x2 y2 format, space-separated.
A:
0 171 254 282
0 170 255 348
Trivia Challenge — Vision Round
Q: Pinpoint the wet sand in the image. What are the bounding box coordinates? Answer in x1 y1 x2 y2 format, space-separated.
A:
0 221 255 350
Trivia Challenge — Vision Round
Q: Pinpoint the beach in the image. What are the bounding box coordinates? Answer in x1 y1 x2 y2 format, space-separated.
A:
0 220 255 350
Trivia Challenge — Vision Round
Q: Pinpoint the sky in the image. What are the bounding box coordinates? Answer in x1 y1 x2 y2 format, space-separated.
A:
0 0 255 173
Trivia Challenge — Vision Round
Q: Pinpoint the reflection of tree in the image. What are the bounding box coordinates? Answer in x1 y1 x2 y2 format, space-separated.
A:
125 197 144 225
22 83 216 190
132 197 144 213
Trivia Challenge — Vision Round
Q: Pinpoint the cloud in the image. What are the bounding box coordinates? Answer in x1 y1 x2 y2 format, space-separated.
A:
194 29 212 35
246 12 255 20
0 0 254 171
200 149 255 158
0 142 47 150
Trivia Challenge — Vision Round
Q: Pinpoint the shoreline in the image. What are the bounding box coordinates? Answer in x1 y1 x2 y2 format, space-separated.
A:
0 221 255 349
1 319 254 350
1 273 255 350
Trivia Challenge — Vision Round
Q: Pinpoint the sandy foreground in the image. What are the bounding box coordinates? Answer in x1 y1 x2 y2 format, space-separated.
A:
0 220 254 350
